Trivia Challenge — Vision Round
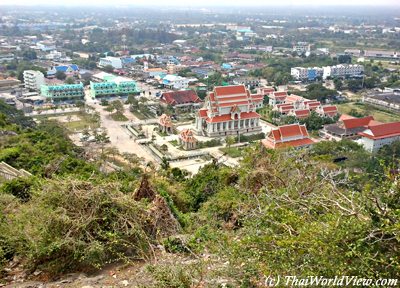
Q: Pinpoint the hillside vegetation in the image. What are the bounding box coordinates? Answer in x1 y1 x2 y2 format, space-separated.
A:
0 100 399 286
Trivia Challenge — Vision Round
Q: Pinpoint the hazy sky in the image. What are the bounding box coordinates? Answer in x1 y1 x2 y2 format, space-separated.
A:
0 0 399 6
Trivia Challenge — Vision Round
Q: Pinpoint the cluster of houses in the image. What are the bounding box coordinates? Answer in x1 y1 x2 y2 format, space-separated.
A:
264 89 339 119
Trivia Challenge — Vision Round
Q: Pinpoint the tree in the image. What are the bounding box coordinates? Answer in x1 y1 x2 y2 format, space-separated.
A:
333 78 343 91
55 71 67 80
65 77 75 84
347 79 363 92
111 100 124 114
338 54 352 64
103 65 114 73
160 144 168 152
225 136 235 149
22 50 37 60
160 157 170 170
364 77 379 89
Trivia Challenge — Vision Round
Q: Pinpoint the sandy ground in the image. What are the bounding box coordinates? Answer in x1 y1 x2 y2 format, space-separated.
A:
85 90 156 165
48 115 81 123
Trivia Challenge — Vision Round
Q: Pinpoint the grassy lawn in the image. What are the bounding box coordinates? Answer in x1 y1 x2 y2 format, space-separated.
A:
257 106 273 122
219 146 244 158
169 140 179 147
111 112 129 122
337 102 400 123
131 110 154 120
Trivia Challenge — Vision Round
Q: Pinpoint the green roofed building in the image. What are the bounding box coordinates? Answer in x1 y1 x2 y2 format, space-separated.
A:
40 83 85 101
90 72 140 99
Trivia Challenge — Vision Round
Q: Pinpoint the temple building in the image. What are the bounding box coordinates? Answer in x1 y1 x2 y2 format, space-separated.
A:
158 114 173 134
195 85 262 137
179 129 197 150
261 124 315 149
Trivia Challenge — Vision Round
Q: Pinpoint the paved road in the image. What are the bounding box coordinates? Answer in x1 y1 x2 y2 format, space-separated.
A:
84 90 157 165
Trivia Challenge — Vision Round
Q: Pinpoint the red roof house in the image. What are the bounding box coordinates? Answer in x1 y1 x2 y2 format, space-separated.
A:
273 103 294 114
160 90 202 109
257 86 275 96
269 91 288 106
303 100 321 110
358 122 400 152
290 109 311 119
321 115 382 140
317 105 339 117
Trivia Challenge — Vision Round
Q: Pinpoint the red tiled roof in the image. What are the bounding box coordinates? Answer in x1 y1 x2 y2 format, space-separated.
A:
307 101 321 107
294 109 310 118
159 114 173 127
339 114 355 121
277 104 294 112
342 116 375 129
251 94 263 101
262 124 313 149
285 94 304 103
209 92 215 101
198 108 208 118
214 85 246 96
274 91 287 97
180 129 197 143
280 124 309 139
276 103 293 108
161 90 202 105
270 91 287 100
322 105 338 113
359 122 400 140
262 138 315 149
259 87 275 95
241 111 260 119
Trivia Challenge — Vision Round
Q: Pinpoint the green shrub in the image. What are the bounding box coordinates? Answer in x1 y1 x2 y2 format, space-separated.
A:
0 176 36 202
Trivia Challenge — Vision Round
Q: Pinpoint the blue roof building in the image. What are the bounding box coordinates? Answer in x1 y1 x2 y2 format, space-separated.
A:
47 64 80 77
221 63 233 70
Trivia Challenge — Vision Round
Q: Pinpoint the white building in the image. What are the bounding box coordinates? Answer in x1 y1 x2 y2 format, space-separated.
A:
0 53 14 62
162 75 190 90
323 64 364 79
293 42 310 55
36 42 56 52
358 122 400 152
291 67 323 81
98 56 123 69
44 50 62 61
23 70 45 91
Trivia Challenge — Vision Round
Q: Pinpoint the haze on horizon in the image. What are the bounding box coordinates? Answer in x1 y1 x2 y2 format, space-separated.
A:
0 0 399 6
